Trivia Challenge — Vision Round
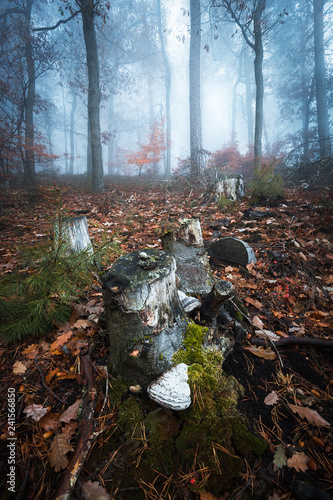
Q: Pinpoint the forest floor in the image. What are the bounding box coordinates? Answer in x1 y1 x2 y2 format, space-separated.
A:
0 176 332 500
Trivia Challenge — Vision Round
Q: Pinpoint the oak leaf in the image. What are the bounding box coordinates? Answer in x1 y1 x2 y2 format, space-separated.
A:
13 361 27 375
22 344 38 356
50 331 73 353
45 368 59 385
255 329 280 342
39 413 60 431
287 452 309 472
49 434 74 472
24 404 49 422
273 445 287 470
289 404 331 427
264 391 279 406
244 346 276 360
198 491 219 500
59 399 83 423
62 421 78 440
81 480 111 500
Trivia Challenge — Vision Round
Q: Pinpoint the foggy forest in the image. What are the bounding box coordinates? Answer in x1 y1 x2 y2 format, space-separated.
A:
1 0 332 188
0 1 333 500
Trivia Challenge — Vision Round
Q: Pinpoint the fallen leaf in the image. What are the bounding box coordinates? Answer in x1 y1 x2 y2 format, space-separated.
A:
287 452 309 472
255 329 280 342
81 480 111 500
24 404 49 422
244 346 276 360
50 331 73 353
225 266 235 273
22 344 38 356
198 491 219 500
273 444 287 470
73 319 91 329
289 404 331 427
59 399 83 423
13 361 27 375
252 316 264 329
39 413 60 431
45 368 59 385
264 391 279 406
268 494 282 500
62 421 78 440
245 297 263 309
49 434 74 472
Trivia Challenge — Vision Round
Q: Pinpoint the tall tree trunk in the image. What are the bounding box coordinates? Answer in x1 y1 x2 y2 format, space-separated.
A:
253 0 265 169
107 93 116 176
231 51 242 141
69 90 77 175
244 43 254 148
313 0 331 158
189 0 202 177
157 0 172 177
80 0 104 192
23 0 35 185
61 85 69 174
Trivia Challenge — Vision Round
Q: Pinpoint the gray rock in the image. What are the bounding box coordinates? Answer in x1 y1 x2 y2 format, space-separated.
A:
147 363 191 411
208 237 256 266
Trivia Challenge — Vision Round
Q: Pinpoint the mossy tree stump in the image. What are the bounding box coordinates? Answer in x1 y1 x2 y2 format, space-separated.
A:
101 249 188 385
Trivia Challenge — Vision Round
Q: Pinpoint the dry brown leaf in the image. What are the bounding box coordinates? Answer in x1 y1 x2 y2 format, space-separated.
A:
50 331 73 353
73 319 91 329
81 480 111 500
39 413 60 431
225 266 235 273
24 404 49 422
268 494 282 500
255 329 280 342
13 360 27 375
244 346 276 360
62 421 78 440
22 344 38 356
289 404 331 427
287 452 309 472
49 434 74 472
245 297 263 309
45 368 59 385
264 391 279 406
252 315 264 329
59 399 83 423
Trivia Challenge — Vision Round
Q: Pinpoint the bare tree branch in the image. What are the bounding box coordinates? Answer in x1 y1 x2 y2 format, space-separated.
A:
32 10 81 32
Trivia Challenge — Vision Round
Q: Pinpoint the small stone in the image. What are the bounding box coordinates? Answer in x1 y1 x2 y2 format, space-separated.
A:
129 385 143 394
147 363 191 411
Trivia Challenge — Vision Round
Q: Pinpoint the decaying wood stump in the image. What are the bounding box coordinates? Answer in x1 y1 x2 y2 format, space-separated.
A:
162 218 214 296
55 216 93 253
101 249 188 385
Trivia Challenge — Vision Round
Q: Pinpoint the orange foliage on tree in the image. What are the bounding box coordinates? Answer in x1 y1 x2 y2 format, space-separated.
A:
124 119 169 175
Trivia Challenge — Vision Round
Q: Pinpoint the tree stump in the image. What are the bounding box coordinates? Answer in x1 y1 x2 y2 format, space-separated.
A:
101 249 188 385
161 218 214 296
55 216 93 253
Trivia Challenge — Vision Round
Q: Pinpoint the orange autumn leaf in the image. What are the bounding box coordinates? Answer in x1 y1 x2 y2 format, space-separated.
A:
50 331 73 353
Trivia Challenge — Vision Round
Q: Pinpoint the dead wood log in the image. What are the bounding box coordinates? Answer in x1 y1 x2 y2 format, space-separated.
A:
250 336 333 348
161 218 214 295
200 279 234 321
53 355 98 500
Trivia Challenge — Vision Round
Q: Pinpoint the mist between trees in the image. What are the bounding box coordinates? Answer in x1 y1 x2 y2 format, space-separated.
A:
0 0 332 192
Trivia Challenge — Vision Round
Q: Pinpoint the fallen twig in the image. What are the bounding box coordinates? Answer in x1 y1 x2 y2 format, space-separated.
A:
53 353 98 500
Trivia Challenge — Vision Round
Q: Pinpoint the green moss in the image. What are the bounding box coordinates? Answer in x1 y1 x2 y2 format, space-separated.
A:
108 378 129 406
232 418 268 457
117 397 144 433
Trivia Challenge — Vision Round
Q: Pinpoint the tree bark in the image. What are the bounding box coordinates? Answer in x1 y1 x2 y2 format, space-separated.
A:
23 0 36 185
244 43 254 148
253 0 265 169
313 0 331 158
61 86 69 174
80 0 104 192
157 0 172 177
189 0 203 178
69 90 77 175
